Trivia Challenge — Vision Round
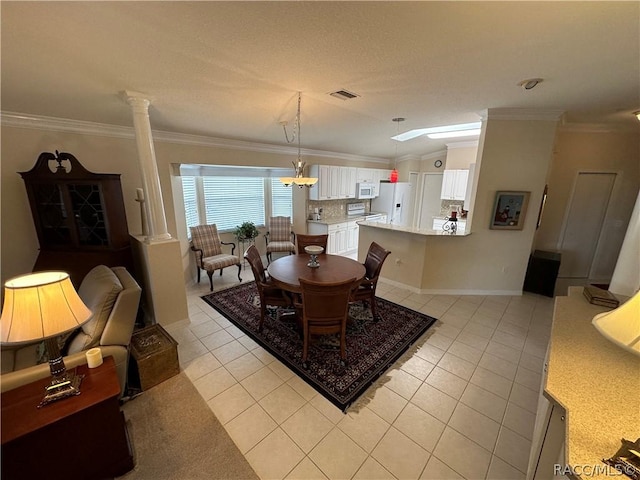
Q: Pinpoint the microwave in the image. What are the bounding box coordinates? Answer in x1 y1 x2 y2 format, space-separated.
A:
356 183 376 199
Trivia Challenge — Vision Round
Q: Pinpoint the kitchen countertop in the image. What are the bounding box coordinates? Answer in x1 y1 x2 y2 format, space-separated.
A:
307 212 385 225
546 287 639 479
358 220 471 236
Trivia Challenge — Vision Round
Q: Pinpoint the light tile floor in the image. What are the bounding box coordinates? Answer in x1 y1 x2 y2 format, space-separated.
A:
165 258 554 480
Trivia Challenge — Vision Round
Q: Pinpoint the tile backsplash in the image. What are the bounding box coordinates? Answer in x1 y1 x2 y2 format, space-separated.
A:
308 199 371 219
307 198 466 220
439 200 466 218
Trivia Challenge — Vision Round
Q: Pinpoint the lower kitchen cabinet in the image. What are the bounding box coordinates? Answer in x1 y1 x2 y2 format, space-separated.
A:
308 220 358 255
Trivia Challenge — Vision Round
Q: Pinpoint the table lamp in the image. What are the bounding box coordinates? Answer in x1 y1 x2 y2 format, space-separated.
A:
592 289 640 357
1 271 92 407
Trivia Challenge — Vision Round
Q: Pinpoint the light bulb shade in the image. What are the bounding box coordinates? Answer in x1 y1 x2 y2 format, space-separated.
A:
592 289 640 356
1 271 92 345
390 169 399 183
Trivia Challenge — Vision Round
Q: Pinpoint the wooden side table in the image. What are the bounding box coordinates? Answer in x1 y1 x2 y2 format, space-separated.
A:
1 356 134 480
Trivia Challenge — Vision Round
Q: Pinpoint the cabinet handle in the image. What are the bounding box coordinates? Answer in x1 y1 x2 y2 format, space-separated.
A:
560 415 565 421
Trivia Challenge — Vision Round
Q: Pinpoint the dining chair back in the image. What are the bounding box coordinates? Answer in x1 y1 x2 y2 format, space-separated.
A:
265 216 296 264
352 242 391 319
244 245 292 331
298 276 357 366
296 234 329 255
190 224 242 291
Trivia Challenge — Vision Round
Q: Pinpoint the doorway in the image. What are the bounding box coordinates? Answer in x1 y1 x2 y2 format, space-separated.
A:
417 173 444 230
558 172 616 279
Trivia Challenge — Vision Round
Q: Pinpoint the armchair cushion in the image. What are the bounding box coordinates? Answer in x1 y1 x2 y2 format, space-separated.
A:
67 265 123 353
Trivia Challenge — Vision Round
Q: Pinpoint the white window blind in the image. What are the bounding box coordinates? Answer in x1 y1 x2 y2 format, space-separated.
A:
181 177 200 232
271 180 293 218
203 177 265 231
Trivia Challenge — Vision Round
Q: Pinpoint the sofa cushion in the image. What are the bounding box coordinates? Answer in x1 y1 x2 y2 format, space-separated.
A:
67 266 123 353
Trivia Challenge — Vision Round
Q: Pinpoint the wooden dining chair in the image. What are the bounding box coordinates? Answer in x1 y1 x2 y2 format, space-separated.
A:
297 276 358 367
296 234 329 254
190 224 242 291
244 245 293 331
264 216 296 265
351 242 391 320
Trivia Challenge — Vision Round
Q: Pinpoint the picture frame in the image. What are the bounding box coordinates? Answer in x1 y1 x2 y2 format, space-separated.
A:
490 191 531 230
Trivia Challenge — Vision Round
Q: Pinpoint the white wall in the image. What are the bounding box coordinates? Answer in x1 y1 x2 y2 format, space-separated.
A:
534 129 640 287
0 121 385 287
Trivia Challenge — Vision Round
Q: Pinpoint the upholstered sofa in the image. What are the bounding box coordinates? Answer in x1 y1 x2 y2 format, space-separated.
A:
1 265 141 395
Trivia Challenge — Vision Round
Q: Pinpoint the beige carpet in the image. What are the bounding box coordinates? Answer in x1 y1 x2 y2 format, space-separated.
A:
117 373 259 480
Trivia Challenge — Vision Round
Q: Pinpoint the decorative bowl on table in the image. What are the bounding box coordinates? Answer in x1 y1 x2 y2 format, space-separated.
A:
304 245 324 268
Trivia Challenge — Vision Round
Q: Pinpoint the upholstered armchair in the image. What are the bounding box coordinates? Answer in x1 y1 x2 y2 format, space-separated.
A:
264 216 296 265
190 224 242 291
1 265 142 396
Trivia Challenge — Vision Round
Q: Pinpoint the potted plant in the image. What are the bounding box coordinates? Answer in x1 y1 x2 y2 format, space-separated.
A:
233 221 260 242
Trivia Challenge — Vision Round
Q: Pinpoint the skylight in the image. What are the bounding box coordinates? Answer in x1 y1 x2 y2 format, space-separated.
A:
392 122 481 142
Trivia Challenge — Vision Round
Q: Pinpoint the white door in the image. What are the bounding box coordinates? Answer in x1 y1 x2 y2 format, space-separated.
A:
558 172 616 278
418 173 444 229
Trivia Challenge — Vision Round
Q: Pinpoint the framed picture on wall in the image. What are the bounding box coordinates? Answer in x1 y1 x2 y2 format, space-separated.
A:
490 191 531 230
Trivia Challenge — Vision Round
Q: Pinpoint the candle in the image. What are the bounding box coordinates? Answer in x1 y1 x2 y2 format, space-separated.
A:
86 348 103 368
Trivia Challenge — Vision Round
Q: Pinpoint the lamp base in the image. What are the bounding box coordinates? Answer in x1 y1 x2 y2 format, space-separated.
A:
38 372 84 408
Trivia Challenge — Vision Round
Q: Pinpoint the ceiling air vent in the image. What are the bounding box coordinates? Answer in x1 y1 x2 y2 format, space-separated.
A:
329 89 360 101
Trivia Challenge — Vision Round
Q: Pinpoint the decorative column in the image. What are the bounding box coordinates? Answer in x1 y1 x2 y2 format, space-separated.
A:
125 91 172 243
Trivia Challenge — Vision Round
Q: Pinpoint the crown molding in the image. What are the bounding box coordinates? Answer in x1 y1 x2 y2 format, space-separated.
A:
396 154 419 164
446 140 479 149
421 150 447 161
0 111 388 164
480 108 565 121
557 122 637 133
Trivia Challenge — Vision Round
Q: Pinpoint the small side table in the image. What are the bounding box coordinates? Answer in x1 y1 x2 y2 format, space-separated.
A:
238 237 256 269
1 356 134 480
523 250 562 297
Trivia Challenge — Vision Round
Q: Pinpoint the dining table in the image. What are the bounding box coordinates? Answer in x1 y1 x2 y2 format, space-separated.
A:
267 253 366 294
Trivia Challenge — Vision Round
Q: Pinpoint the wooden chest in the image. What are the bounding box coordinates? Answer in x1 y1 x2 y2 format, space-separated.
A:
130 324 179 390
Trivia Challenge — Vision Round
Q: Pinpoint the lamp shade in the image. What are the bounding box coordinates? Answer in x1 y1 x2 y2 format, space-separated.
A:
1 271 92 345
592 289 640 357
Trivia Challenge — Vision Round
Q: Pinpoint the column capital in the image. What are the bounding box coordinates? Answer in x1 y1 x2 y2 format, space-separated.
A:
121 90 153 110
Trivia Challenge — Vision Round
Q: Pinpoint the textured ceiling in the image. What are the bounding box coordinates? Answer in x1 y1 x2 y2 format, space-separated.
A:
2 2 638 159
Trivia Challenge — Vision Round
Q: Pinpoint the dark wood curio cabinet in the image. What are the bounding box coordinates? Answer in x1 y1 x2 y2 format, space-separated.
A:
20 151 132 286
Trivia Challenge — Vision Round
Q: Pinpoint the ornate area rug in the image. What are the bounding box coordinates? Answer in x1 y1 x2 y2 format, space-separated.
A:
201 281 437 412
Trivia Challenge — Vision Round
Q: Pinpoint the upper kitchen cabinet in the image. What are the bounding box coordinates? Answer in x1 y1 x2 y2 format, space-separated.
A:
440 169 469 200
356 168 392 197
309 165 356 200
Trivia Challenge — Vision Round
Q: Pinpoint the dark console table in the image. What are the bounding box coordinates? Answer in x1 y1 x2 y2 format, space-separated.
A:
1 356 134 480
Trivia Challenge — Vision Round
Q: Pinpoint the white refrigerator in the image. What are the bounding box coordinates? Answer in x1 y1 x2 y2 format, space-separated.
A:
371 182 412 226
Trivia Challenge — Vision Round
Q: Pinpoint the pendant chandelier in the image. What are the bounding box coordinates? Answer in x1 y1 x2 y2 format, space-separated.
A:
280 92 318 188
390 117 405 183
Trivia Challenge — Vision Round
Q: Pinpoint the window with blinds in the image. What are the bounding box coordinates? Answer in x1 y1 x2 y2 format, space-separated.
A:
271 179 293 218
202 177 265 231
180 167 293 236
181 176 200 231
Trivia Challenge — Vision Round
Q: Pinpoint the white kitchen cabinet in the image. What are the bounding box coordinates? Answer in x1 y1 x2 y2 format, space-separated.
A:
356 168 375 184
339 167 357 198
307 220 357 255
346 221 359 251
440 169 469 200
527 349 566 480
309 165 356 200
464 163 476 211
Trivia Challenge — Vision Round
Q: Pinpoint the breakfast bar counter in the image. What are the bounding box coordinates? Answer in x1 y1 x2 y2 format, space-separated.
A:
356 219 472 236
